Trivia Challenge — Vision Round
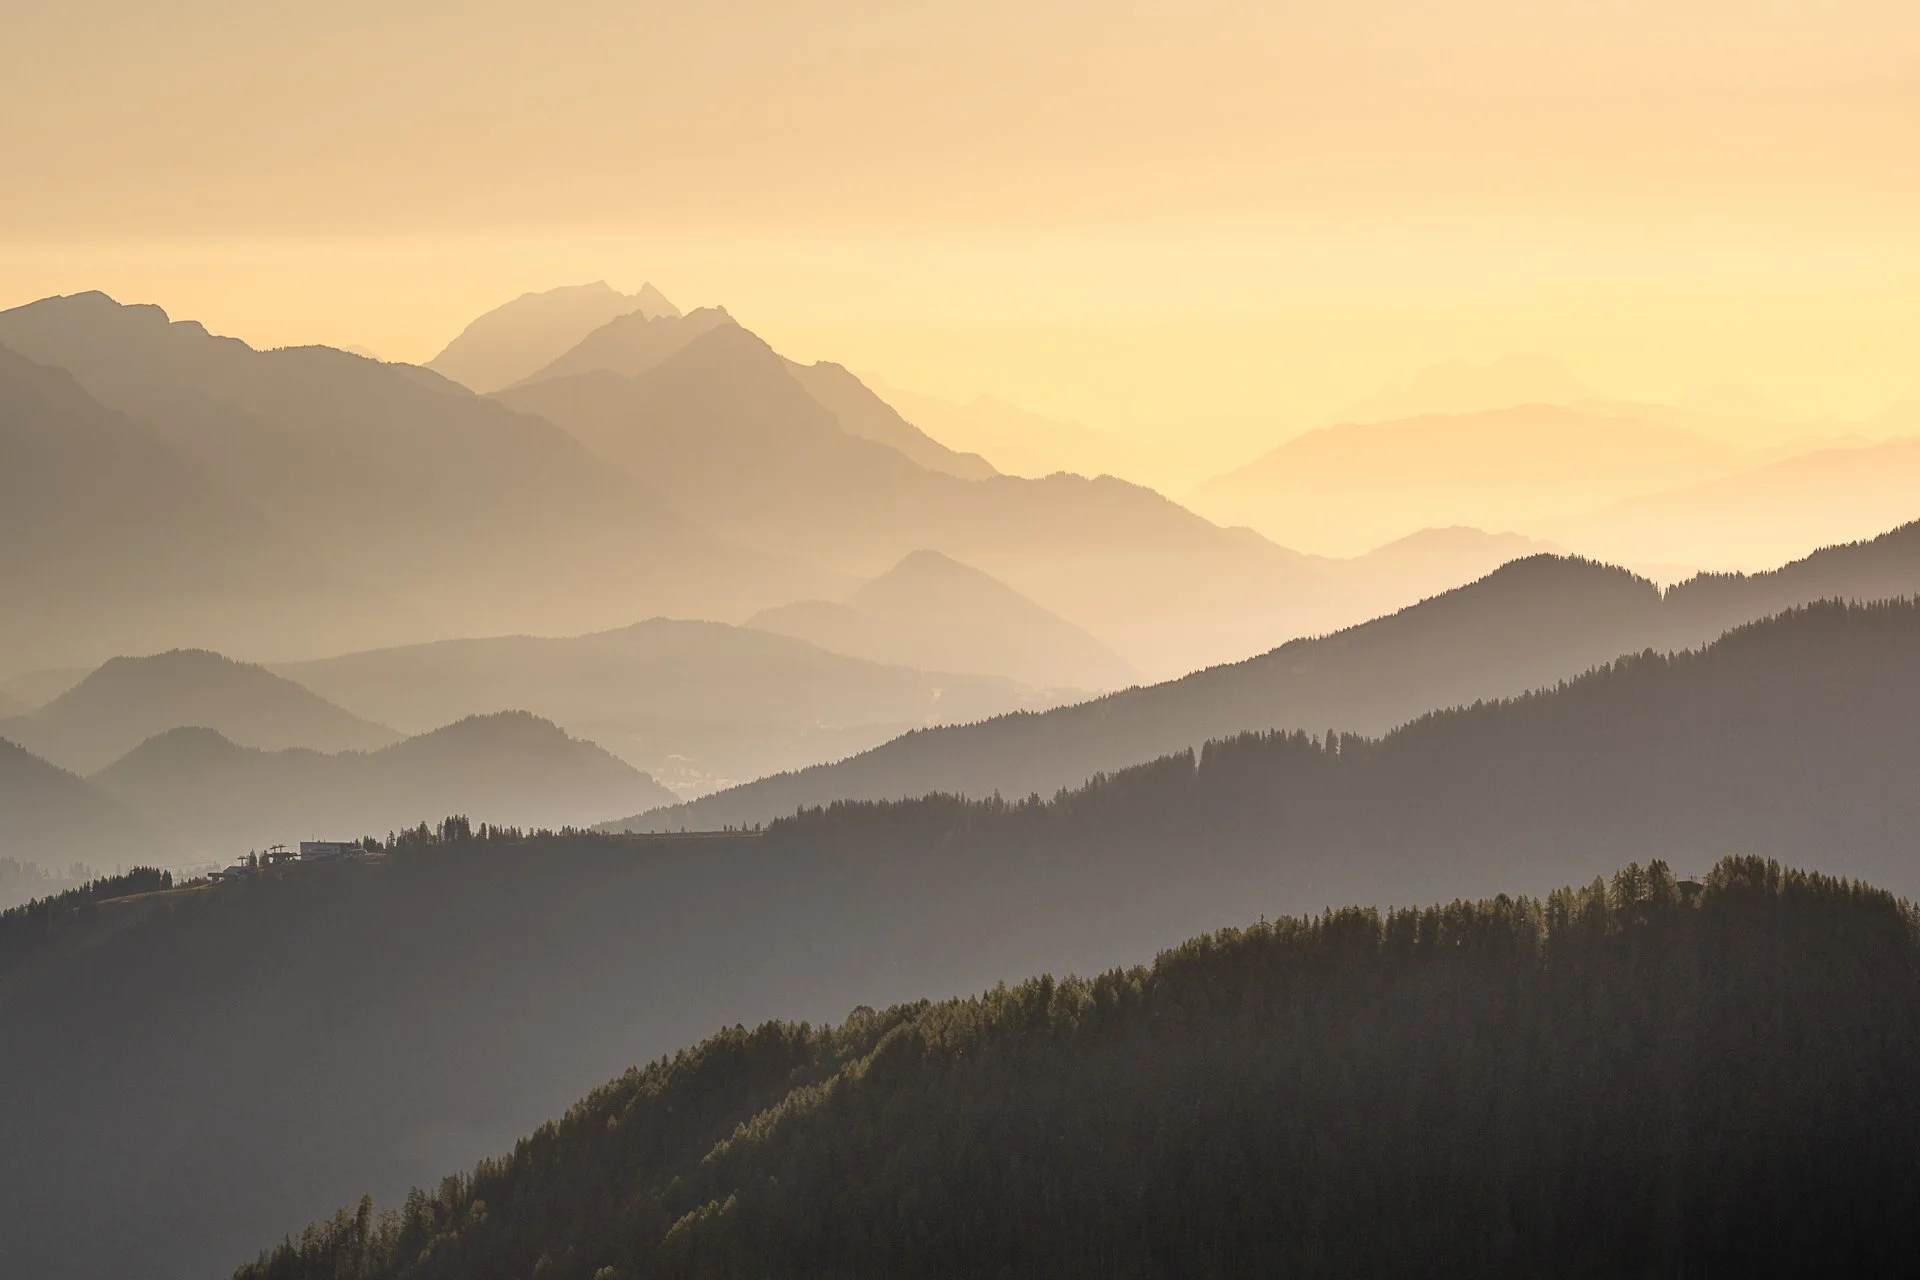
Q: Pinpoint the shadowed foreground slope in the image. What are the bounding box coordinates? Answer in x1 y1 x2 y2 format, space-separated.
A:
10 601 1920 1279
240 857 1920 1279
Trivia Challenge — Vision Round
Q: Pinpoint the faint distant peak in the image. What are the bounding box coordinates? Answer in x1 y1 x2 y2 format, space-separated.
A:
427 280 684 392
1340 354 1592 425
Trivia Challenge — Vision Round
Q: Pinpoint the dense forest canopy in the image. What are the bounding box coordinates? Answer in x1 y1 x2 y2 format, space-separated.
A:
234 856 1920 1279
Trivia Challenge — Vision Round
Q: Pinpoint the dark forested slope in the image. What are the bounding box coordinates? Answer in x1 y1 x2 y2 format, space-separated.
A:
629 522 1920 831
10 599 1920 1280
237 857 1920 1280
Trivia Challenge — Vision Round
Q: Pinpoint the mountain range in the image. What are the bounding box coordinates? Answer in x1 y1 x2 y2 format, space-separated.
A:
0 737 156 868
746 549 1138 690
495 321 1339 676
0 292 833 664
616 519 1920 831
426 281 680 393
0 342 380 670
11 595 1920 1280
0 650 397 776
1189 401 1782 557
276 618 1071 795
92 712 675 856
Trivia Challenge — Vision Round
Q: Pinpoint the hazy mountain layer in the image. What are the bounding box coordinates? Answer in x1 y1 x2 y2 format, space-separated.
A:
1541 432 1920 570
1191 402 1773 556
426 282 680 393
92 712 675 859
747 549 1138 690
498 324 1337 677
237 858 1920 1280
0 737 158 866
780 359 998 480
621 520 1920 831
0 293 834 658
0 344 383 671
0 650 397 776
510 306 735 388
10 597 1920 1280
275 619 1068 796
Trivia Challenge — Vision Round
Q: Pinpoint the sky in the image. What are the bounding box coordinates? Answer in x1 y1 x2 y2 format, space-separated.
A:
3 0 1917 468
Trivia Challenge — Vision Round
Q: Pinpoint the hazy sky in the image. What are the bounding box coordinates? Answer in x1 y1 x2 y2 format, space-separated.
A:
3 0 1916 458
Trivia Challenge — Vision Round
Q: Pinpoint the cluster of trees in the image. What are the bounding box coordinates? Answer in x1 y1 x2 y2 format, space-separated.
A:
0 857 95 911
234 856 1920 1279
0 865 173 964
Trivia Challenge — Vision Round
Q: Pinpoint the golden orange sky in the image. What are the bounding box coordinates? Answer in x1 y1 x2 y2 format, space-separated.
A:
3 0 1917 476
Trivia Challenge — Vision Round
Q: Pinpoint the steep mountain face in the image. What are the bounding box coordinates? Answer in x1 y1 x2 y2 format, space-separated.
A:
1541 433 1920 570
237 860 1920 1280
275 619 1067 796
0 737 158 865
509 306 736 388
0 344 381 672
0 650 397 776
426 282 680 393
0 293 832 652
1190 403 1771 556
748 550 1138 690
12 598 1920 1280
780 359 998 480
623 521 1920 832
92 712 675 857
499 325 1336 677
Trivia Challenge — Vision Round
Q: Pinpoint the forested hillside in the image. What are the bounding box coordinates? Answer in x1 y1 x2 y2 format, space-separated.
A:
239 856 1920 1279
11 598 1920 1280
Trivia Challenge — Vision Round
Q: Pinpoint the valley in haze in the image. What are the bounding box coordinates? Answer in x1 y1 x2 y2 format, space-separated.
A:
5 4 1919 1277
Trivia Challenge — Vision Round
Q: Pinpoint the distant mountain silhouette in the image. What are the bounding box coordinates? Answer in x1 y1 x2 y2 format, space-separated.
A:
0 343 385 671
1310 526 1562 621
426 282 680 393
0 737 157 865
0 666 86 710
276 619 1068 796
780 360 998 479
513 306 998 480
0 693 25 719
93 712 674 857
1541 433 1920 570
0 293 832 660
1338 353 1591 423
618 519 1920 830
498 324 1335 677
509 305 736 387
0 650 397 776
858 380 1118 477
749 550 1138 690
16 599 1920 1280
1190 403 1771 556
